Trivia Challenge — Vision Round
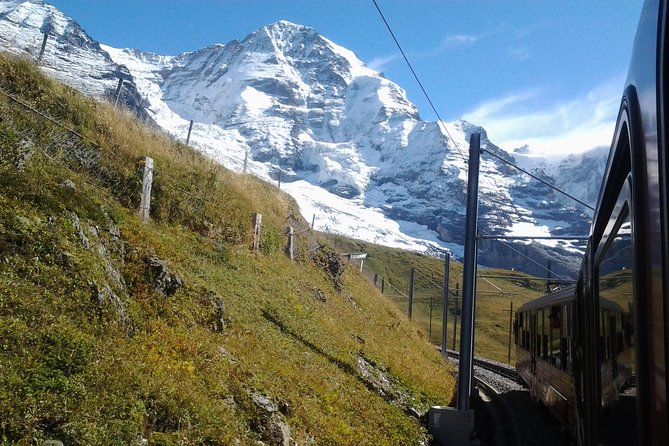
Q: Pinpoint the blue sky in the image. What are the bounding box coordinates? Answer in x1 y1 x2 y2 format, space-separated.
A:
46 0 643 156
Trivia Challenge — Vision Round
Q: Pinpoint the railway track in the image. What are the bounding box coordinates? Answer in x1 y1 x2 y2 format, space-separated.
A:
444 349 519 383
442 349 571 445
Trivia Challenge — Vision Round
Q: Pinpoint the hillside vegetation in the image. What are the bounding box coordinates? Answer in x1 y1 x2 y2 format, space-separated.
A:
0 53 456 445
328 236 547 364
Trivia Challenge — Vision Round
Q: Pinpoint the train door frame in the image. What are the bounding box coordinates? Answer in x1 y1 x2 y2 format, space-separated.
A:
579 84 638 446
592 177 633 444
530 312 537 375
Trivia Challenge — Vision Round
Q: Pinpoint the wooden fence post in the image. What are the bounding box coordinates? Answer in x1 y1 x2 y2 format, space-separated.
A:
252 213 262 252
139 156 154 224
114 77 124 105
37 32 48 63
287 226 294 261
186 120 194 145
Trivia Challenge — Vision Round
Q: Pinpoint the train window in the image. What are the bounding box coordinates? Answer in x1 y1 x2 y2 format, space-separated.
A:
549 305 561 367
524 311 530 349
537 309 543 358
563 304 573 374
542 308 550 361
595 205 635 443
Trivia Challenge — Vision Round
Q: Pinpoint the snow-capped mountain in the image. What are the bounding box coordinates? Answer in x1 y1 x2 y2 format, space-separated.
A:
0 0 149 119
0 0 607 277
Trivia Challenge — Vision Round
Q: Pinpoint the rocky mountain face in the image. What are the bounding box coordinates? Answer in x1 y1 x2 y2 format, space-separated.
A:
0 0 607 277
0 0 150 120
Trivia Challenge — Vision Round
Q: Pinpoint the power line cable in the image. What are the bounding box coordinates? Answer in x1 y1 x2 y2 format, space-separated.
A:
370 0 467 162
481 148 595 211
370 1 589 283
478 228 574 281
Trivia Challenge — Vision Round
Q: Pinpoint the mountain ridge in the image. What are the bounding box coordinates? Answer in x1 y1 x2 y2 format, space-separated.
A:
0 1 607 276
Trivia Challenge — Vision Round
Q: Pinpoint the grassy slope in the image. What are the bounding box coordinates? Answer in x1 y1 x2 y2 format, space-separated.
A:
329 237 547 364
0 54 455 445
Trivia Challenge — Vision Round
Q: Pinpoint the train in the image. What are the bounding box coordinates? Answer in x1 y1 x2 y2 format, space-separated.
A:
514 1 668 444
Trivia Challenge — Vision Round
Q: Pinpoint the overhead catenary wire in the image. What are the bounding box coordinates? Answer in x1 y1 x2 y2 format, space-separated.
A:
478 228 575 282
370 0 467 163
481 148 596 211
369 2 591 274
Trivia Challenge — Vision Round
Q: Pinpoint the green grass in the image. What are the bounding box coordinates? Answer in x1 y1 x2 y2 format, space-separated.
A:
326 236 548 364
0 53 456 445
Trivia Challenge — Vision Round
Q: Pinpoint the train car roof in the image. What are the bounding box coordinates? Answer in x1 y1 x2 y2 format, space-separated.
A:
517 285 626 314
517 286 576 313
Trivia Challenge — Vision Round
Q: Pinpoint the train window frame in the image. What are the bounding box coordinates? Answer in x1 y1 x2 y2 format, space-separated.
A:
593 175 634 414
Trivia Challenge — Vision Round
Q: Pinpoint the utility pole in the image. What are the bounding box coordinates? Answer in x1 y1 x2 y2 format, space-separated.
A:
507 301 514 364
408 268 415 320
428 135 479 446
441 253 450 356
457 132 481 412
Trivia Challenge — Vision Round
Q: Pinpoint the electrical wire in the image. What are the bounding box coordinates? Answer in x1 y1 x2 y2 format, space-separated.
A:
370 0 467 162
478 228 575 281
369 2 588 287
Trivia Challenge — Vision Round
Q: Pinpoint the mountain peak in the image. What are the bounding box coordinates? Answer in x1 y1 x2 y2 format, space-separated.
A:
250 19 321 54
0 1 607 277
265 19 312 33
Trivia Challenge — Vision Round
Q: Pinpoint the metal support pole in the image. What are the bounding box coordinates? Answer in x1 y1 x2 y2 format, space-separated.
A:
441 253 450 356
186 120 194 145
374 273 378 285
429 296 433 341
408 267 415 320
453 297 458 351
508 301 514 364
311 213 316 230
381 277 385 293
457 132 481 411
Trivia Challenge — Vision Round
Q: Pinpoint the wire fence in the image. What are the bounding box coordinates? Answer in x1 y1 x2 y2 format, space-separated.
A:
0 74 310 261
0 81 143 210
359 263 467 349
2 55 529 363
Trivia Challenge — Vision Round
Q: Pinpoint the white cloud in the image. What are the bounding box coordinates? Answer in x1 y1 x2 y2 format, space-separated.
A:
462 77 624 156
508 46 530 60
442 34 478 47
367 33 478 72
367 53 401 72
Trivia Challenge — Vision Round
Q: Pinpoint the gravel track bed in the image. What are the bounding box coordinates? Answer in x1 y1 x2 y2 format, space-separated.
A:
449 355 573 445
